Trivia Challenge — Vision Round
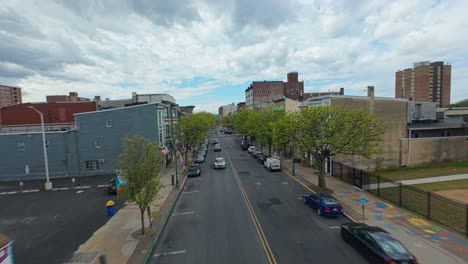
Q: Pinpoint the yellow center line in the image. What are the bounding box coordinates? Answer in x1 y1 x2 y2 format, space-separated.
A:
222 137 277 264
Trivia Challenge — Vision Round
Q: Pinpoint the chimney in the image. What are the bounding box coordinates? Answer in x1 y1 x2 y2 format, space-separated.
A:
287 72 298 82
368 86 375 115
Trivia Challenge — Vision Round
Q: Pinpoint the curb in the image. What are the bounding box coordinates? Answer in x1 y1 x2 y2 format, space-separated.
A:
281 168 358 223
142 174 189 264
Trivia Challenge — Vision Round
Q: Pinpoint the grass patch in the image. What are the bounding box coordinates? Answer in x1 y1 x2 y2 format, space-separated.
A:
374 161 468 181
412 179 468 192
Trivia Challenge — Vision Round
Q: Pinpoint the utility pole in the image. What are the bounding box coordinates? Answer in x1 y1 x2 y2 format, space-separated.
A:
170 103 179 187
292 145 296 176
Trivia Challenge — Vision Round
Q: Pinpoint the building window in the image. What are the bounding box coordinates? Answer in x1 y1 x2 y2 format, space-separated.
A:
86 160 99 171
106 120 112 127
95 140 101 149
257 89 262 94
290 89 294 95
267 89 271 94
296 89 299 95
18 142 25 151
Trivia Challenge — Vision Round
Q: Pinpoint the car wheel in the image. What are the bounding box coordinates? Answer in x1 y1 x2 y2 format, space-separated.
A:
317 208 322 216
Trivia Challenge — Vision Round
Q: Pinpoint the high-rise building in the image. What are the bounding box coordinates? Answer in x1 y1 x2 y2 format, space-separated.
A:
0 85 22 107
395 61 451 107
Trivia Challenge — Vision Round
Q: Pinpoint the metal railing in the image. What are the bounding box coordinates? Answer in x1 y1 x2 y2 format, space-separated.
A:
332 161 468 237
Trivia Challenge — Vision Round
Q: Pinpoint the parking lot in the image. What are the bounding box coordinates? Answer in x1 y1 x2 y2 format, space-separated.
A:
0 175 125 264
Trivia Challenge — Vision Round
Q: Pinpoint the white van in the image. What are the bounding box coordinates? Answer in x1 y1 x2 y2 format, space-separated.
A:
264 157 281 171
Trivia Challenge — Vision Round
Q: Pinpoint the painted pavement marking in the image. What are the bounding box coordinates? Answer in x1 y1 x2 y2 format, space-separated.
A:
153 250 186 257
182 190 199 194
171 211 195 216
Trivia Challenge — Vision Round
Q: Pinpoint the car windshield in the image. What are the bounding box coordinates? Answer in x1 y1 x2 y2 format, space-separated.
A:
370 232 412 259
215 158 224 163
190 165 199 171
321 197 338 205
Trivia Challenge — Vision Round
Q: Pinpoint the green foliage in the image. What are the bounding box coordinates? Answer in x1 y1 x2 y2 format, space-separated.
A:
116 136 162 235
221 115 233 128
449 99 468 108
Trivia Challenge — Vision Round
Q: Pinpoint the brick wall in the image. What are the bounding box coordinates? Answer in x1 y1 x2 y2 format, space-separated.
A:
401 136 468 166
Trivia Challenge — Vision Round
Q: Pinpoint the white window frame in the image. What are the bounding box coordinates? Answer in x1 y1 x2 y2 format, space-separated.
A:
106 120 112 127
18 142 25 151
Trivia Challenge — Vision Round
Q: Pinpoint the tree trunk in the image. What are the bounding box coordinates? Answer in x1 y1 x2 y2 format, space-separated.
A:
315 155 327 190
185 148 189 167
147 206 152 228
140 207 145 235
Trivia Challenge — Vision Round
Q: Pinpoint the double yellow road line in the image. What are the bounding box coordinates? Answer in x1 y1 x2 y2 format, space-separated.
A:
223 139 277 264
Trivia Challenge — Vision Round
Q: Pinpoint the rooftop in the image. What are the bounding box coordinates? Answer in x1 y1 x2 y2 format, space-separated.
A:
408 116 467 130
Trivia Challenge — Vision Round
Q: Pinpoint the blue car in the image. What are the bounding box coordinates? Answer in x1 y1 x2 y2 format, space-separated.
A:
303 193 344 216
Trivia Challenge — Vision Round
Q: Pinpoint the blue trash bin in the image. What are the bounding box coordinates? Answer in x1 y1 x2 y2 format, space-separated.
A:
106 200 115 216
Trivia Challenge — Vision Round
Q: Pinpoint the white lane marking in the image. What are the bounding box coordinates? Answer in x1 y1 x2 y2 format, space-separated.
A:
329 226 341 229
0 192 8 195
153 250 186 257
182 190 199 194
297 197 304 200
76 190 84 194
256 182 261 186
74 186 91 189
22 189 40 193
171 211 195 216
7 191 17 194
97 184 108 188
52 187 69 191
282 182 289 185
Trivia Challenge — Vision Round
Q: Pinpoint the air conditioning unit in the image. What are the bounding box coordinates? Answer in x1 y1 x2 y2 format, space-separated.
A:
99 159 105 163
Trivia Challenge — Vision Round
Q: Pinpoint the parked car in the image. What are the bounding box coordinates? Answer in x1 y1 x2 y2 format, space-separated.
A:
195 153 205 163
251 150 262 159
214 157 226 169
188 164 201 177
303 193 344 216
257 154 268 164
224 129 233 134
199 149 207 157
107 177 117 194
264 157 281 171
240 141 249 150
247 146 256 154
341 223 418 264
214 144 222 152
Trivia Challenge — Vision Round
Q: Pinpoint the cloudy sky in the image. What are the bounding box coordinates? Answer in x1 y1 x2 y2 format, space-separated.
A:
1 0 467 113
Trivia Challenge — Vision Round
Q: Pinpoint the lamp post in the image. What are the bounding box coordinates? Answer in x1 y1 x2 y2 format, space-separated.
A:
28 106 52 190
291 145 296 176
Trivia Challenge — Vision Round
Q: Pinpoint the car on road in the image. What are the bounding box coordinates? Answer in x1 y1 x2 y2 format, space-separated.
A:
303 193 344 216
214 157 226 169
251 150 262 159
240 141 249 150
212 139 220 145
256 154 268 164
264 157 281 171
107 177 117 194
195 153 205 163
214 144 222 152
224 129 233 134
199 149 207 158
247 146 256 154
188 164 201 177
341 223 418 264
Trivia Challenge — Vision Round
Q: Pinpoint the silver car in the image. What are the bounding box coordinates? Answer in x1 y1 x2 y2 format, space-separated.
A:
213 157 226 169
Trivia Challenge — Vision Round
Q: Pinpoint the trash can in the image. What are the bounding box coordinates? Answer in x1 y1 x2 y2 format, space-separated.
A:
106 200 115 216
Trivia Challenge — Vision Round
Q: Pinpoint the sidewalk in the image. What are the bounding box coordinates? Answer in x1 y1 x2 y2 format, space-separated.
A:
280 158 468 264
65 158 189 264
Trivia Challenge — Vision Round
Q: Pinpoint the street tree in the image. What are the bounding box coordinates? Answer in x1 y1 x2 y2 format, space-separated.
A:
293 106 384 189
255 106 285 155
116 136 162 235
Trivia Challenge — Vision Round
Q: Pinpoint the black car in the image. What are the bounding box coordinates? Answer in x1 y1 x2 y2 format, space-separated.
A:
256 154 268 164
214 144 221 152
341 223 418 264
240 141 249 150
188 164 201 177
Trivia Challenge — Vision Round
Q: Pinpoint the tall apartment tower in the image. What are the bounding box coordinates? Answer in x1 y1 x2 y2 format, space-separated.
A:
395 61 451 107
0 85 22 108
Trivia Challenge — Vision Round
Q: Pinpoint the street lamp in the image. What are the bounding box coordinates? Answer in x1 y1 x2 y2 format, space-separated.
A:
28 106 52 190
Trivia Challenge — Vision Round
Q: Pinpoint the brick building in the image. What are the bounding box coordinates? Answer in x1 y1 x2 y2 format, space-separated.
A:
47 91 90 102
395 61 451 107
0 102 97 132
0 85 22 107
245 72 344 109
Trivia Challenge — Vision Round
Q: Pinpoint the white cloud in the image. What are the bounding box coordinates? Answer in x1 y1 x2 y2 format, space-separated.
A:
0 0 467 112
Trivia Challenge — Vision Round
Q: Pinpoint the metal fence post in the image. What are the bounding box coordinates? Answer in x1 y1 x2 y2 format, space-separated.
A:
398 183 402 207
377 175 380 198
427 192 431 219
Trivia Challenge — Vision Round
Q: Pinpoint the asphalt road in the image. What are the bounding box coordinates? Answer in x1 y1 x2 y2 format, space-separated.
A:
150 136 268 264
0 175 124 264
150 133 366 264
223 135 366 263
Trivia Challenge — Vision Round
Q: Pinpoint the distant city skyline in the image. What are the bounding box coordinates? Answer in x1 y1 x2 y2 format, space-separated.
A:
1 1 468 113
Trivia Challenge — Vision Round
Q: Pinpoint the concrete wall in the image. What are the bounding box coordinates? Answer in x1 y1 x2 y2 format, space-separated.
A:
329 97 408 171
401 136 468 166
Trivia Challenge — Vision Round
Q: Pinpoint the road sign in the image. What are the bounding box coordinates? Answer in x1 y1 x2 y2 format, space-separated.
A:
360 198 368 205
